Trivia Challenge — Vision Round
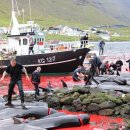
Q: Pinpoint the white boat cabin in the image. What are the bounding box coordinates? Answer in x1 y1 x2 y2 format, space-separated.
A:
7 32 45 56
5 1 45 56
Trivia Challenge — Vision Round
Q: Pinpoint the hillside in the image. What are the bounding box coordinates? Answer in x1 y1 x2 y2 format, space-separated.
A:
0 0 130 28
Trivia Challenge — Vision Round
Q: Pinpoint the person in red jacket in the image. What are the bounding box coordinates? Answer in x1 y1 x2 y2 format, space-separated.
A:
31 67 41 99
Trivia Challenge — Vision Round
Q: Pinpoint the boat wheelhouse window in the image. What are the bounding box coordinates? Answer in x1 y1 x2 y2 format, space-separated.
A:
19 39 21 46
42 38 44 41
37 38 39 42
23 38 28 45
40 38 42 41
34 38 36 44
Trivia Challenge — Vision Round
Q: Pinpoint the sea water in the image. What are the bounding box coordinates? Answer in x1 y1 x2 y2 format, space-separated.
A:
91 41 130 57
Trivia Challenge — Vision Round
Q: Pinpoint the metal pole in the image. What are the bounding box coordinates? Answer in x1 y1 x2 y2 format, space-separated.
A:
12 0 14 11
22 9 24 24
29 0 32 20
23 10 24 23
9 0 14 34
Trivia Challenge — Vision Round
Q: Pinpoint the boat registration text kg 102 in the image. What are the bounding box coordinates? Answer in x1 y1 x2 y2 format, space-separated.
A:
38 56 56 64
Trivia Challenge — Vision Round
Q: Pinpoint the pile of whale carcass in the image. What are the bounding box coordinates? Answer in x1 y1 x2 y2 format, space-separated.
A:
96 73 130 93
0 99 90 130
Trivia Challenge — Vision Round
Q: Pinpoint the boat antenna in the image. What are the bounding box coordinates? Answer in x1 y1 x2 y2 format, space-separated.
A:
29 0 32 20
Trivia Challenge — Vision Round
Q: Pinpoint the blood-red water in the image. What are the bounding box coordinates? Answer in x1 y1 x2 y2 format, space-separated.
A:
0 75 84 95
56 110 125 130
0 75 125 130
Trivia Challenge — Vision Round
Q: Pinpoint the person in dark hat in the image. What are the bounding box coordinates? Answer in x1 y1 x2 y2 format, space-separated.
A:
80 34 89 48
0 58 29 109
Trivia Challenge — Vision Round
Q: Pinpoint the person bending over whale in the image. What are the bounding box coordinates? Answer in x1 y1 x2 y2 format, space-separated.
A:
116 58 123 73
72 65 85 81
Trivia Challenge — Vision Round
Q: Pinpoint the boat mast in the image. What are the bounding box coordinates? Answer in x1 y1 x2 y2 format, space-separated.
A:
12 0 14 11
29 0 32 20
22 9 25 24
11 0 20 35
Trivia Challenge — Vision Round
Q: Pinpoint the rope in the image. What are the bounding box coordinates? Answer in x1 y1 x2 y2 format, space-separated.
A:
123 53 128 71
77 115 84 126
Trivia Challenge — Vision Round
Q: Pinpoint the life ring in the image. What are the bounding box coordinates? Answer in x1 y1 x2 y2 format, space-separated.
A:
38 42 44 45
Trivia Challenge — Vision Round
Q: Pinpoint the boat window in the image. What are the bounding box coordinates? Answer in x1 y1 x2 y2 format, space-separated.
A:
42 38 44 41
34 38 37 44
19 39 21 46
40 38 41 41
23 38 28 45
37 38 39 42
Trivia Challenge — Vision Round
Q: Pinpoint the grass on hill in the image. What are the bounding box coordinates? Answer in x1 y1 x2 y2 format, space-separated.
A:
104 27 130 35
45 32 130 42
0 0 124 28
0 0 130 42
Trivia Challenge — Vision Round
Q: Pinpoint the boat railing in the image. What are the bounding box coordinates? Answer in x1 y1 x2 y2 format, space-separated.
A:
44 43 71 53
66 40 90 49
80 40 89 43
44 40 92 53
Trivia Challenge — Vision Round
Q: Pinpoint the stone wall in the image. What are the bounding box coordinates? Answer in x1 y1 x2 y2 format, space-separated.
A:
21 86 130 118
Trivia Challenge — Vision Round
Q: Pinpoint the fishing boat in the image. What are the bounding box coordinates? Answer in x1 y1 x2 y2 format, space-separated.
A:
0 0 90 74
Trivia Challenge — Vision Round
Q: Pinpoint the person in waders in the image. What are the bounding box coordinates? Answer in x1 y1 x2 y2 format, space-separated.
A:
0 58 29 109
31 67 41 100
84 57 99 85
93 53 102 76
